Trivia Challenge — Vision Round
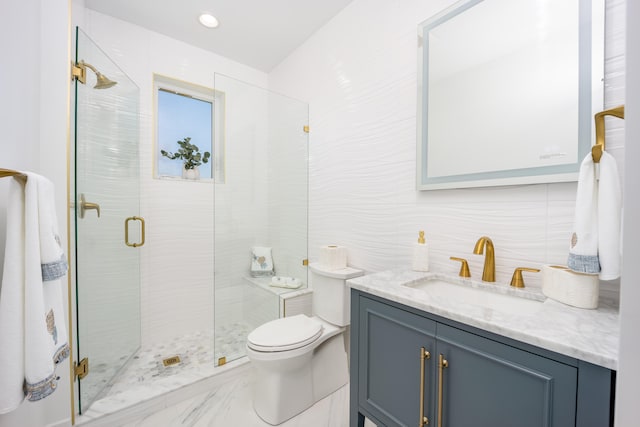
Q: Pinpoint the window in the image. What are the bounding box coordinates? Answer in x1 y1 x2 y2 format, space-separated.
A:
154 74 225 182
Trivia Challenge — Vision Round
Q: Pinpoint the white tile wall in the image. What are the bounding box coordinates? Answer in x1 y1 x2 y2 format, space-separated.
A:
269 0 626 292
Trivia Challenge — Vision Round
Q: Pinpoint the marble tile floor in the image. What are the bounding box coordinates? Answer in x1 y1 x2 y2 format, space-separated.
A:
78 359 365 427
120 370 350 427
79 323 253 424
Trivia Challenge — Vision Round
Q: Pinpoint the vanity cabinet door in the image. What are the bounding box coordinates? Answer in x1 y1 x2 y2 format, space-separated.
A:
435 323 577 427
358 296 437 427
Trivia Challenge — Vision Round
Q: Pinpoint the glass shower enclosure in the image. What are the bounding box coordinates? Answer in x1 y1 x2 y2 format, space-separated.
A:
72 35 308 416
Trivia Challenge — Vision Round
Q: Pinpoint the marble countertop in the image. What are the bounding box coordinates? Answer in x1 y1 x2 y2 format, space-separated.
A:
347 270 620 370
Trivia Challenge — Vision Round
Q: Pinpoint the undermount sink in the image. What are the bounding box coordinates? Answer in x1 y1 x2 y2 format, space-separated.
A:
404 277 545 316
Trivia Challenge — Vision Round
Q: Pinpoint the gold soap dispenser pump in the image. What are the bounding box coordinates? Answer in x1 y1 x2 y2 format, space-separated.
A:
412 230 430 272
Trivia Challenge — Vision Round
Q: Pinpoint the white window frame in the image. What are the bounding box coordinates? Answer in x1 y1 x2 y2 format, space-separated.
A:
153 74 225 182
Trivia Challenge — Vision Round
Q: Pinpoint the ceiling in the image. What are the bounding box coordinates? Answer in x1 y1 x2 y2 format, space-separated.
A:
84 0 354 72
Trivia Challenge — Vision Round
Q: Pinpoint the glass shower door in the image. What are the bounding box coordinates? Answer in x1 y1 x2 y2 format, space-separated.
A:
74 28 141 412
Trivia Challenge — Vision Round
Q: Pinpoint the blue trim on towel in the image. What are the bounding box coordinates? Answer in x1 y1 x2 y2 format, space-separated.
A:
568 253 600 274
41 254 67 281
53 343 70 365
23 343 69 402
24 373 59 402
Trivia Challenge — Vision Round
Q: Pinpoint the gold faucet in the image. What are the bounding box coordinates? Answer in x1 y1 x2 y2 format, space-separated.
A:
473 236 495 282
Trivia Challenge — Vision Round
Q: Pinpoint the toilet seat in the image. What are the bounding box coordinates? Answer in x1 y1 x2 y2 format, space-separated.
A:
247 314 323 352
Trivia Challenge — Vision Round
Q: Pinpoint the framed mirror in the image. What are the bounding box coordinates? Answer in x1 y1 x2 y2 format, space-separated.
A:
417 0 604 190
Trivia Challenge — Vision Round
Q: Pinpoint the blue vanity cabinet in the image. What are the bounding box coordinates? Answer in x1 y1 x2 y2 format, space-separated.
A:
435 323 576 426
355 294 437 426
350 290 615 427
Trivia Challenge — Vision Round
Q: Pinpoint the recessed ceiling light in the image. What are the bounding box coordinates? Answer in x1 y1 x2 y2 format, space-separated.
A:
199 13 219 29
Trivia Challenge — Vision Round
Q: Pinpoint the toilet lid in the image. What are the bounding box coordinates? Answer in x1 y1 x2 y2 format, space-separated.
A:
247 314 323 352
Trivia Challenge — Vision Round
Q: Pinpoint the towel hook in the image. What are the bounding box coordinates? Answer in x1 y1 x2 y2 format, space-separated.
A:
592 105 624 163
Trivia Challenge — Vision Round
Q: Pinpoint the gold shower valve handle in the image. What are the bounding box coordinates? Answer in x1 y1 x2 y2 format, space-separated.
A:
510 267 540 288
79 194 101 218
449 257 471 278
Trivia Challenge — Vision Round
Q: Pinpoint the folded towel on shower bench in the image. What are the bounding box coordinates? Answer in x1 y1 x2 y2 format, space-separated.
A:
270 276 302 289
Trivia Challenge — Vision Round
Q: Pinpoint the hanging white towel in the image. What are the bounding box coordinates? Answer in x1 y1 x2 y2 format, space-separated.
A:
0 173 69 413
567 152 622 280
568 154 599 274
597 152 622 280
0 177 27 413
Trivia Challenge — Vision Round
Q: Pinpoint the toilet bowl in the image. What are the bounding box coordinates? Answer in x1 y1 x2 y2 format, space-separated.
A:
246 264 363 425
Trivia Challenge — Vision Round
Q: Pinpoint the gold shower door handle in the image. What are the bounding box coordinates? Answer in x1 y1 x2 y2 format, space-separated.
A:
125 216 145 247
419 347 431 426
437 354 448 427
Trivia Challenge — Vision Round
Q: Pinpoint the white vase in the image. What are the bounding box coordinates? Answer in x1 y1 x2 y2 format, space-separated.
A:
182 166 200 180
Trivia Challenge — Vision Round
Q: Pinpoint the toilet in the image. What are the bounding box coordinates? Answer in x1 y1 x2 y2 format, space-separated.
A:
246 263 363 425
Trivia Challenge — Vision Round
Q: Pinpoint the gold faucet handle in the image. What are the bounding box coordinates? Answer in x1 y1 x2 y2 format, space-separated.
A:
450 257 471 278
510 267 540 288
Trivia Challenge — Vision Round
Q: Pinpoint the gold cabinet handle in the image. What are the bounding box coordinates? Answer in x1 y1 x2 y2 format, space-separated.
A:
510 267 540 288
449 257 470 278
79 194 100 218
437 354 448 427
419 347 431 426
125 216 145 247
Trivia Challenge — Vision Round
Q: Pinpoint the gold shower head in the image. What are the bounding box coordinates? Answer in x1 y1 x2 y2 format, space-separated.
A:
93 71 117 89
73 61 118 89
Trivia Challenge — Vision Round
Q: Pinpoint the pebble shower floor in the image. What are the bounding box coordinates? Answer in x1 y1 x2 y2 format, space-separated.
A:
81 322 252 412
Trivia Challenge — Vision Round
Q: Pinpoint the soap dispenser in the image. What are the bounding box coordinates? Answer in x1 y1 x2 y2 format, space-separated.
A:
412 231 430 272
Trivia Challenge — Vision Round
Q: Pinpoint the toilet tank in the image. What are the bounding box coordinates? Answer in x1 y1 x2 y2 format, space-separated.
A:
310 263 364 326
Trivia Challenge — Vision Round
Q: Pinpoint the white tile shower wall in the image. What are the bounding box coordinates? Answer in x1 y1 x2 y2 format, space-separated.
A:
269 0 625 290
83 11 269 346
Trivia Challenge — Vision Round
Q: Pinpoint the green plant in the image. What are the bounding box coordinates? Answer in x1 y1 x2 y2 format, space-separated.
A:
160 137 211 170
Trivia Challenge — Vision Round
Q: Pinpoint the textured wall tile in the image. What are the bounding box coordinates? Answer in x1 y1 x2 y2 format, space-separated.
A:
269 0 626 296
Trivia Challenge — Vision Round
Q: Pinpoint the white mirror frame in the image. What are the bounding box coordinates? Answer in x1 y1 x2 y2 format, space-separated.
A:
416 0 604 190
